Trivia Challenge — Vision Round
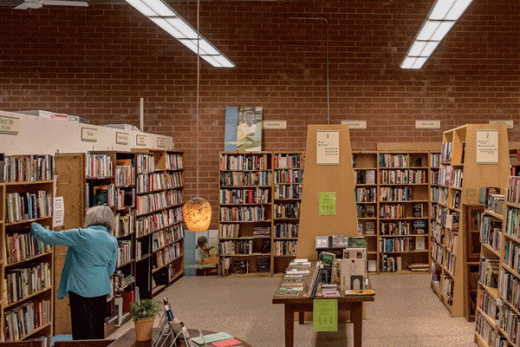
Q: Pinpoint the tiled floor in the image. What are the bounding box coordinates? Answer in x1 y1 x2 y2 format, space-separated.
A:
109 273 477 346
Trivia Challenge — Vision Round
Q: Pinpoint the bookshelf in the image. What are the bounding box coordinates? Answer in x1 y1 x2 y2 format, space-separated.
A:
55 150 184 337
1 154 55 342
430 124 509 319
219 152 273 276
272 152 304 274
510 149 520 176
352 151 378 273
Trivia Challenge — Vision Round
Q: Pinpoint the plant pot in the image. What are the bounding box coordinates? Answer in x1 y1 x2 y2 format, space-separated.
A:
134 317 155 341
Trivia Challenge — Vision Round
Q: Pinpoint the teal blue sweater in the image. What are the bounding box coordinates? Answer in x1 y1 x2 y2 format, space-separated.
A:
31 223 118 299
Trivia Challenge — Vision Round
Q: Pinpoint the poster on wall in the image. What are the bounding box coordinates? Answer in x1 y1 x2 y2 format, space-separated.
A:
184 229 219 276
224 106 263 152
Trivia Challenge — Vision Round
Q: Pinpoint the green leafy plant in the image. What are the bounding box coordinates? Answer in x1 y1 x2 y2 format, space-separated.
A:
130 299 161 320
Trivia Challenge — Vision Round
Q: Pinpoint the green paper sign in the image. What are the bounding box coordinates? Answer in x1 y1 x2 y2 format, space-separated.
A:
313 299 338 332
319 192 337 215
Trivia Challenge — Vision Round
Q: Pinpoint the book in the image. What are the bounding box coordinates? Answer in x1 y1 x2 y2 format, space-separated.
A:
211 339 243 347
348 236 367 248
345 288 375 296
315 236 330 249
191 332 235 346
415 236 426 250
331 234 349 248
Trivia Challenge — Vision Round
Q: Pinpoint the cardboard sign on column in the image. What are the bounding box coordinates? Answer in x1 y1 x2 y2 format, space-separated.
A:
296 124 358 261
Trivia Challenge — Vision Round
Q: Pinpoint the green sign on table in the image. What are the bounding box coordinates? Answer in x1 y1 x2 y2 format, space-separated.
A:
319 192 336 215
313 299 338 332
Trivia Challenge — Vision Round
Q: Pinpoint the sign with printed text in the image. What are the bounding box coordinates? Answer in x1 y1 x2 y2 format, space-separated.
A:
157 137 167 148
313 299 338 332
53 197 64 228
116 132 129 145
136 134 147 146
341 120 367 129
489 120 514 129
263 120 287 129
319 192 337 216
476 130 499 164
415 120 440 129
0 115 20 135
316 130 339 165
81 127 98 142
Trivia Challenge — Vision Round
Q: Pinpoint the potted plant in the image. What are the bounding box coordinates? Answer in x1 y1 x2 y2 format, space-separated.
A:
130 298 161 341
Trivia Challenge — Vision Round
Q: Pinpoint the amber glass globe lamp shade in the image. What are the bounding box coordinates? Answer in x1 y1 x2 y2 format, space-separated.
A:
183 197 212 232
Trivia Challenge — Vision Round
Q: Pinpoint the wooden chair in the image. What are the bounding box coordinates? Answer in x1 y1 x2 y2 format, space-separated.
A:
54 340 115 347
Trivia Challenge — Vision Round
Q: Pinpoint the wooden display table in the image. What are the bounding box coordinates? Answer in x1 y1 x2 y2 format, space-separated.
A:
107 328 251 347
272 267 375 347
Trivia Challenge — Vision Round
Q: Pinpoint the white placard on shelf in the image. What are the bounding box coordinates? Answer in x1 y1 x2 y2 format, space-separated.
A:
116 132 129 145
476 129 499 164
157 137 167 148
53 196 64 228
341 120 367 129
415 120 440 129
263 120 287 129
81 127 98 142
136 134 147 146
316 130 340 165
489 120 514 129
0 115 20 135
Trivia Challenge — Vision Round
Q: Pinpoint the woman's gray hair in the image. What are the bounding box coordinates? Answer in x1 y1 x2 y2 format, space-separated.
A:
84 205 116 233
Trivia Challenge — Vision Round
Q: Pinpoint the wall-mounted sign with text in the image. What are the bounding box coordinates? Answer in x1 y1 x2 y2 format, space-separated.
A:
81 127 98 142
341 120 367 129
116 132 129 145
415 120 440 129
489 120 514 129
316 130 340 165
0 115 20 135
136 134 147 146
157 137 167 148
263 120 287 130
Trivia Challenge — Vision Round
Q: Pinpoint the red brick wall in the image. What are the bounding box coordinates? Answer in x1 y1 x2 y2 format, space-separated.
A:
0 0 519 227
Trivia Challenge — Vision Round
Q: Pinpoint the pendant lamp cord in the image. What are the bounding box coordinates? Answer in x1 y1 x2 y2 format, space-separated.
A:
196 0 200 197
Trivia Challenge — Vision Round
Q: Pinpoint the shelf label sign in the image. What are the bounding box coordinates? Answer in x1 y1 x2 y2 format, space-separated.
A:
489 120 514 129
136 134 147 146
319 192 337 216
81 127 98 142
313 299 338 332
157 137 167 148
116 132 129 145
53 197 64 228
415 120 440 129
341 120 367 129
476 129 499 164
316 130 339 165
0 115 20 135
263 120 287 129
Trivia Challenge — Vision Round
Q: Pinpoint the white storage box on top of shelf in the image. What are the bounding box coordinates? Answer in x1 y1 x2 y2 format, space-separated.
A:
17 109 91 123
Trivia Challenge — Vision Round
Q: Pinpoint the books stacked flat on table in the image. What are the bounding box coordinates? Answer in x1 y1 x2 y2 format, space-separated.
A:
408 263 429 272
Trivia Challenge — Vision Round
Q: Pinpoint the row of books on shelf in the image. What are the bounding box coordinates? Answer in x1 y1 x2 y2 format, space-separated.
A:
274 223 299 238
505 207 520 240
441 142 452 162
273 241 297 256
480 257 500 289
1 155 54 183
154 243 182 269
438 166 463 187
273 153 304 169
356 188 376 202
86 183 115 208
220 154 270 171
499 268 520 313
358 221 375 235
356 204 376 218
136 154 155 174
136 190 182 215
380 220 427 235
508 177 520 205
5 262 52 304
431 153 441 167
252 226 270 238
116 241 133 268
5 191 53 224
379 153 417 168
136 208 182 237
4 298 51 342
445 253 456 275
379 169 427 184
355 170 376 185
273 184 301 199
379 204 405 219
380 236 426 252
274 203 300 219
379 187 412 202
86 154 113 178
481 214 502 252
136 171 183 194
220 171 272 187
151 227 183 251
436 208 460 231
115 159 135 186
219 188 270 205
504 239 520 274
114 213 134 238
5 231 52 265
487 193 506 215
219 206 267 222
165 153 183 170
115 186 135 210
431 187 448 204
274 169 303 184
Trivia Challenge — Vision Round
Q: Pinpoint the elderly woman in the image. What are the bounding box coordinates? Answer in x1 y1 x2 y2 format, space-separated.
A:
31 205 118 340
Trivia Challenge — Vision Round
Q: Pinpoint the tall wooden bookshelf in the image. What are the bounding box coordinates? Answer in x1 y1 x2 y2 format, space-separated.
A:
2 154 55 341
219 152 273 276
272 152 304 274
430 151 441 266
55 149 184 337
430 124 509 318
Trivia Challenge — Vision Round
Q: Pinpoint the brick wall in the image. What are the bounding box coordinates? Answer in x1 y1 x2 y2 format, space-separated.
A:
0 0 519 227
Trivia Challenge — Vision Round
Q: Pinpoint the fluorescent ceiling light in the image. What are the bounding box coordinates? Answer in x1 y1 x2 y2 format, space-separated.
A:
125 0 235 68
401 0 473 69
